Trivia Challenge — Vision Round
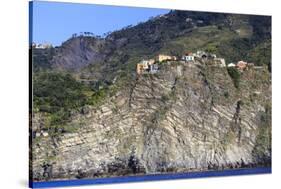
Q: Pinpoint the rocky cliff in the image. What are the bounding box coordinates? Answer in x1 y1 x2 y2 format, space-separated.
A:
31 61 271 181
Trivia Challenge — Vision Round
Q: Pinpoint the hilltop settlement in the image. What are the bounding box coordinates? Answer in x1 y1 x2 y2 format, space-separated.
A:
136 50 259 75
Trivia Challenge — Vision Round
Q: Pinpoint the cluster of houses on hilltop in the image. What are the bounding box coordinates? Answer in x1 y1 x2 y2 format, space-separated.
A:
136 55 177 74
181 51 226 67
136 50 257 75
136 51 226 74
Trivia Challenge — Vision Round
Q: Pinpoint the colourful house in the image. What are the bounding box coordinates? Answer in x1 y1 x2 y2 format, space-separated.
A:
136 59 158 74
136 63 145 75
236 61 248 71
157 54 176 62
182 52 194 62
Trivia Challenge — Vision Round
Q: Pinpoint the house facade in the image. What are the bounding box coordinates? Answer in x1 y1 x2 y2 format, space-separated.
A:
182 55 194 62
194 50 217 60
236 61 248 71
194 50 207 59
137 59 158 74
136 63 145 74
228 63 236 67
140 59 155 69
149 64 159 74
157 54 176 62
182 52 194 62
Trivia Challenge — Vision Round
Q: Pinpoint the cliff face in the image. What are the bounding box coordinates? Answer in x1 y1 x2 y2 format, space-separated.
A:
50 37 109 71
31 61 271 180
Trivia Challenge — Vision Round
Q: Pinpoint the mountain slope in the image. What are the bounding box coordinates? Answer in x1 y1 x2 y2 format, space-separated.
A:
32 10 271 81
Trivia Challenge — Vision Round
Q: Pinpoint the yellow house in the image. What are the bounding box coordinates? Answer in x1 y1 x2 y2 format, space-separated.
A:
137 63 145 74
136 59 156 74
157 54 175 62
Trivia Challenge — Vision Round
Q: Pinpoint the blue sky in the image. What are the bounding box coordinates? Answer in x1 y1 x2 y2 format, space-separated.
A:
31 1 170 46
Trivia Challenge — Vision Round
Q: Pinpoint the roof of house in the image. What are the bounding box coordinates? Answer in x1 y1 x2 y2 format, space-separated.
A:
228 63 236 67
237 61 247 65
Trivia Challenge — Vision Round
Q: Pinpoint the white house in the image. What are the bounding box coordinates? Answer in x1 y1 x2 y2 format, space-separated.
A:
194 50 205 57
227 63 236 67
182 55 194 62
149 64 159 74
140 59 155 69
210 54 217 59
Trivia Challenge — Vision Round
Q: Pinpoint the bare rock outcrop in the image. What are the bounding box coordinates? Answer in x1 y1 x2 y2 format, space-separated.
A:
31 61 271 180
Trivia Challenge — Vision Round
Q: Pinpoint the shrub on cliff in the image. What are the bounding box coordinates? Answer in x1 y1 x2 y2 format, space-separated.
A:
227 67 240 88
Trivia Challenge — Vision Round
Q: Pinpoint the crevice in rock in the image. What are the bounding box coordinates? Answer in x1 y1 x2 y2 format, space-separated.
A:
128 77 138 109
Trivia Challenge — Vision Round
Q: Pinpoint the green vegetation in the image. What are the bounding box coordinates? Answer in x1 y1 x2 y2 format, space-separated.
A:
227 67 241 89
217 38 251 62
33 71 121 136
33 72 89 135
248 40 271 67
160 94 169 102
32 48 55 72
160 26 237 57
33 72 89 113
224 91 229 98
205 43 218 54
151 105 169 125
